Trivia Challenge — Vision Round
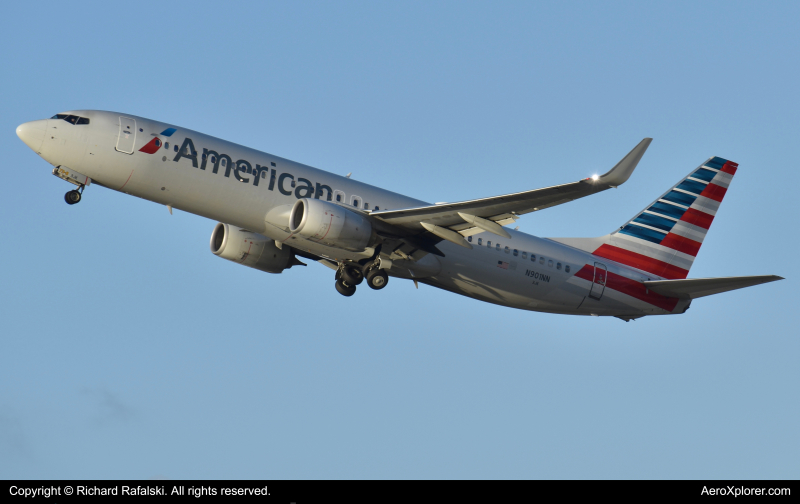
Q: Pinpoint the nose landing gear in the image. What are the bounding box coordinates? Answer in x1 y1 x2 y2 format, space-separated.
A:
64 185 84 205
53 167 90 205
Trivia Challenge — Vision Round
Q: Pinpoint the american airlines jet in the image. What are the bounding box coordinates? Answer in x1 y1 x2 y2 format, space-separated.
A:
16 110 782 321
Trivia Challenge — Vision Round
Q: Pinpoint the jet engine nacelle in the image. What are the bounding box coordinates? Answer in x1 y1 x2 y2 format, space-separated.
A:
289 198 372 251
210 223 297 274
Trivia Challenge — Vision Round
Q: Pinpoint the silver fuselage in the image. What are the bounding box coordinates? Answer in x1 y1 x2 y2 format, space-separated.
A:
17 110 689 317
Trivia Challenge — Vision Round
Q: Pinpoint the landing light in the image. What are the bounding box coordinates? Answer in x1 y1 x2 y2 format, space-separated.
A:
592 174 599 181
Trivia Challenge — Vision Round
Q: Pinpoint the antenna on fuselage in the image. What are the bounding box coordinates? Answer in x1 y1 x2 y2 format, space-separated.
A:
346 172 352 178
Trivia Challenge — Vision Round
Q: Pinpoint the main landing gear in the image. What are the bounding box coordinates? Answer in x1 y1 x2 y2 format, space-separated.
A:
366 268 388 290
335 278 357 297
334 261 389 297
64 185 85 205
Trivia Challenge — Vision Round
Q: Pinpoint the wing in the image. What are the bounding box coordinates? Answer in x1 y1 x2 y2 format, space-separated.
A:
371 138 652 252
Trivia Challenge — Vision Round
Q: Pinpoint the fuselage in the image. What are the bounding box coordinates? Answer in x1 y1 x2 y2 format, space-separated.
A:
17 110 689 318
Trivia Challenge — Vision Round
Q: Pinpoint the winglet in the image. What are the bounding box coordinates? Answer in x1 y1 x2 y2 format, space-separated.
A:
597 138 652 187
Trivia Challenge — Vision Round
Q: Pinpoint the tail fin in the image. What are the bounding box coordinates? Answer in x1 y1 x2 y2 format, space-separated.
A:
553 156 738 279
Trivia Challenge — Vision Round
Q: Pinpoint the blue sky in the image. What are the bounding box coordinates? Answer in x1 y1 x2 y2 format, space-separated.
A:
1 1 797 478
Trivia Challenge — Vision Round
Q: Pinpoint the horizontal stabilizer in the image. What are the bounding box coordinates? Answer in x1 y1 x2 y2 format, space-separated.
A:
644 275 783 299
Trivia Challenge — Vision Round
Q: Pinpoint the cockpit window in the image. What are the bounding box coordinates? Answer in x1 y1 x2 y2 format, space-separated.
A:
50 114 89 125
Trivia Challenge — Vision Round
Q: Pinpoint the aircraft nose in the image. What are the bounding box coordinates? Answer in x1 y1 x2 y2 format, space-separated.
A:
16 119 48 153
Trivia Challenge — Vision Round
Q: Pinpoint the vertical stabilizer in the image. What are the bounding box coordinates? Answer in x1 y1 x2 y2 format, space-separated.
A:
553 156 738 279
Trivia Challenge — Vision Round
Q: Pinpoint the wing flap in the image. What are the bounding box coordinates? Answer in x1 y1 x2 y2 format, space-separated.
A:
644 275 783 299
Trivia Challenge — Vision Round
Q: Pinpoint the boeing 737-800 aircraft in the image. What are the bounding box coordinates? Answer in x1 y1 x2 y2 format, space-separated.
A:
16 111 782 320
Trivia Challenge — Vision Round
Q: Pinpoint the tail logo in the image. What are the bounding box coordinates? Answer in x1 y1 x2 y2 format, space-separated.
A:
596 156 738 279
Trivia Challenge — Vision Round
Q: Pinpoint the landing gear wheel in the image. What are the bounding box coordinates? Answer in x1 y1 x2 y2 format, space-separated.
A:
64 190 81 205
342 265 364 285
335 278 356 297
366 269 389 290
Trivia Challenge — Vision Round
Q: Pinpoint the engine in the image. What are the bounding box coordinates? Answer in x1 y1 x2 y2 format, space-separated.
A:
210 223 298 274
289 198 373 251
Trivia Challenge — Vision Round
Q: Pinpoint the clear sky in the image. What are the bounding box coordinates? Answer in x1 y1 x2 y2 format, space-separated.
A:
1 1 797 479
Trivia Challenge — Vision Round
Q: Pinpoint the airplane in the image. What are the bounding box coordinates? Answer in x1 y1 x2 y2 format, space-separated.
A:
16 110 782 321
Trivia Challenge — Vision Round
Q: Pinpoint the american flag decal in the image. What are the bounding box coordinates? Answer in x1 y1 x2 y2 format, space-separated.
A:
497 261 509 270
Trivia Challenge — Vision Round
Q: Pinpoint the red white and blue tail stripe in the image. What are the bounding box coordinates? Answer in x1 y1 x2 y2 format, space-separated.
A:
592 156 737 279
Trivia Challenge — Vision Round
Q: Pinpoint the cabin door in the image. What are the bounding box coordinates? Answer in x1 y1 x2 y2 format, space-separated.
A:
589 262 607 300
115 116 137 154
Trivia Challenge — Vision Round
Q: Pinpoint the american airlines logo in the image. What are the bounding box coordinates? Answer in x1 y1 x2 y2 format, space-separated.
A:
138 128 176 155
160 136 336 201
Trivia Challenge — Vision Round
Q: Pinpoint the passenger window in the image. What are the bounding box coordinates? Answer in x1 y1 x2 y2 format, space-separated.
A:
468 236 473 242
531 255 536 262
165 142 170 150
76 117 90 125
504 246 510 254
261 171 267 178
477 238 482 245
539 257 544 264
513 249 518 257
374 206 379 211
565 265 571 273
364 203 369 209
557 262 562 270
496 243 501 251
548 260 553 267
353 199 359 207
521 252 527 259
139 128 143 132
291 179 296 188
174 144 179 152
487 241 492 247
351 195 362 208
336 194 342 202
221 158 226 166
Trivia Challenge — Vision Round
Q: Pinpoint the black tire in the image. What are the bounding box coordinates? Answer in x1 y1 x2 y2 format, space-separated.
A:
64 190 81 205
335 278 356 297
366 269 389 290
342 265 364 285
